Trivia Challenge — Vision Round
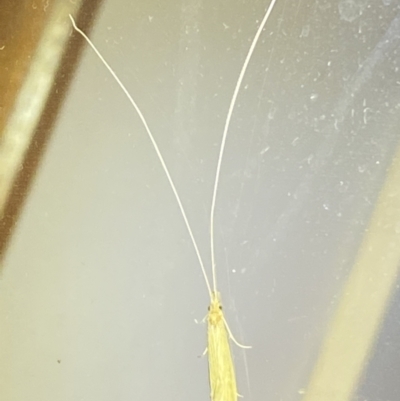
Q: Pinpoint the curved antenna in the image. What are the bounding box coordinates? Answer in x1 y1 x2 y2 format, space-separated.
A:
69 15 213 299
209 0 278 293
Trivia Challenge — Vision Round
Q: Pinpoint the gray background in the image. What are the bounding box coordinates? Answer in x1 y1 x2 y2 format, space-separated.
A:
1 0 400 400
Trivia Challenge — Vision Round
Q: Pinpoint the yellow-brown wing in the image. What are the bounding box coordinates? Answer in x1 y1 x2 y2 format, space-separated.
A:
207 292 237 401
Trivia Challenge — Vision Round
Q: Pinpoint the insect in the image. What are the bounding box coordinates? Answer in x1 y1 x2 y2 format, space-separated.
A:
70 1 277 399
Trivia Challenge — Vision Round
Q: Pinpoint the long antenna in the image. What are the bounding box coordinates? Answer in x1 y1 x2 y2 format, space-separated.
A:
69 15 213 299
209 0 278 293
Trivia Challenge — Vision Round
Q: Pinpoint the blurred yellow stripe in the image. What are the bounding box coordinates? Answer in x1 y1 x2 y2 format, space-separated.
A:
302 149 400 401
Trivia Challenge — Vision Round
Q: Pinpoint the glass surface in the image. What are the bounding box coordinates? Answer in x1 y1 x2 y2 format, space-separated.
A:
1 1 400 400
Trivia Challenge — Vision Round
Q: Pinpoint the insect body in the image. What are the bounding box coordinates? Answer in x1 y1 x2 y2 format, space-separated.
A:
208 292 237 401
